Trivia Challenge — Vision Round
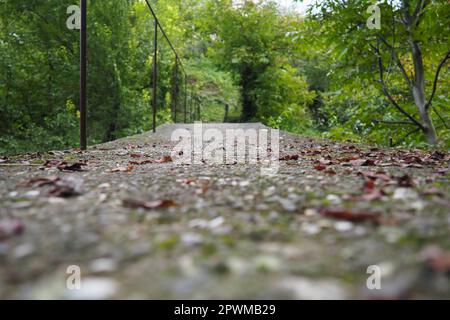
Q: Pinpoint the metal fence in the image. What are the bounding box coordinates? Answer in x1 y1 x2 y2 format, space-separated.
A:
79 0 198 150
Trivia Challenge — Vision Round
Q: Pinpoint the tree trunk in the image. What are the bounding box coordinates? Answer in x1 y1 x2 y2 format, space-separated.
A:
240 68 257 121
409 33 438 144
241 83 255 122
223 103 229 122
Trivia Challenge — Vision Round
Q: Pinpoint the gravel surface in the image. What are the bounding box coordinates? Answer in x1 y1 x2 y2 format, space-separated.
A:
0 123 449 299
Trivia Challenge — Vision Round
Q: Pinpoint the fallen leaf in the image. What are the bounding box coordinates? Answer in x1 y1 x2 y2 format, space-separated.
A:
314 165 326 171
40 160 87 171
122 199 179 210
429 151 446 161
280 154 299 161
154 156 173 163
363 180 376 193
48 186 79 198
361 159 376 166
357 171 391 182
129 160 153 166
58 162 87 171
181 178 196 185
40 160 63 170
319 207 381 224
403 156 422 164
24 176 60 187
347 159 376 167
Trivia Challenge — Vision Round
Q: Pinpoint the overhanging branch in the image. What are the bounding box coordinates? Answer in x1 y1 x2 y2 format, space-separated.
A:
377 34 413 88
373 120 417 126
371 42 425 131
425 49 450 110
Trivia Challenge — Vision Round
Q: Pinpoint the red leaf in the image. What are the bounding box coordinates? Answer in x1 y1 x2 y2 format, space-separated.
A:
154 156 173 163
314 165 326 171
319 207 381 224
363 180 376 193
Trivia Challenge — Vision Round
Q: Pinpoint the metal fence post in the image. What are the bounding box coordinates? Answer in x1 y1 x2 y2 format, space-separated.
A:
80 0 87 150
172 58 178 122
184 74 187 123
152 19 158 133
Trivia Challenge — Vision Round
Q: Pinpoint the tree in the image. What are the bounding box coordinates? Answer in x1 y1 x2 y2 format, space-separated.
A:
201 0 312 123
304 0 450 144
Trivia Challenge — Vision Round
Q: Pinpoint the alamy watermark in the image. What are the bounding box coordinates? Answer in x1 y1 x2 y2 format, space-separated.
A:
366 265 382 290
66 265 81 290
366 4 381 30
170 122 279 176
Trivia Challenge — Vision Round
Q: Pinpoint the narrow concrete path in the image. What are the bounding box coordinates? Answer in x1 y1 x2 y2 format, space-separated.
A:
0 123 449 299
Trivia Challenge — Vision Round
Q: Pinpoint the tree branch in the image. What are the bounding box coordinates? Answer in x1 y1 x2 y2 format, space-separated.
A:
373 120 418 126
371 41 425 131
377 35 413 88
26 9 76 56
412 0 429 26
432 106 449 129
425 49 450 110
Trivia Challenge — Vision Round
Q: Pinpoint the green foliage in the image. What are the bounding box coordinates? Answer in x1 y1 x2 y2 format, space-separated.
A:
1 0 448 155
198 0 314 131
297 0 450 147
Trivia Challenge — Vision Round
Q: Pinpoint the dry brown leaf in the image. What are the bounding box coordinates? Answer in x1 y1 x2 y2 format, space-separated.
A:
154 155 173 163
319 207 381 224
279 154 299 161
48 186 79 198
24 176 60 187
